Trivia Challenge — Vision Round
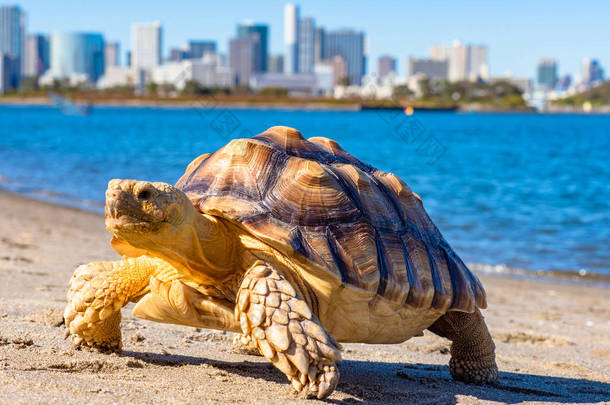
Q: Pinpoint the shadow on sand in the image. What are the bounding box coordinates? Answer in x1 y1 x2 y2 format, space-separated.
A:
122 350 609 404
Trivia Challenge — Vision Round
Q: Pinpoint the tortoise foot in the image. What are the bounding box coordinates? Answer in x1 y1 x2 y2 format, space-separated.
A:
64 262 125 352
450 357 498 384
235 262 342 399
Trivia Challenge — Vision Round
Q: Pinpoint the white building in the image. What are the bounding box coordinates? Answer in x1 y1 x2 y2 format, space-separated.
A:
284 4 299 74
104 42 120 70
131 22 162 71
313 63 333 95
97 66 136 89
151 59 234 90
430 41 488 82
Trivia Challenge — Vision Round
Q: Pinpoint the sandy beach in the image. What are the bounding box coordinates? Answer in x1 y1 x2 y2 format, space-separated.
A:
0 190 608 404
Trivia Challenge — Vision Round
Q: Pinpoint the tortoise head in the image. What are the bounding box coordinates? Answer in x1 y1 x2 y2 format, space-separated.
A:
104 179 235 280
105 179 193 242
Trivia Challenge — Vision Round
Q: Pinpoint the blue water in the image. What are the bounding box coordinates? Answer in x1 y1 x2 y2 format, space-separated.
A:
1 105 609 276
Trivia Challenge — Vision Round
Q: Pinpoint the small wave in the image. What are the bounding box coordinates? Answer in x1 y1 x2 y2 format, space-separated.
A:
0 184 104 214
468 262 610 286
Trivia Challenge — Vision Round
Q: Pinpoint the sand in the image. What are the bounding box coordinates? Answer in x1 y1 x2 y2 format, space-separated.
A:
0 190 608 404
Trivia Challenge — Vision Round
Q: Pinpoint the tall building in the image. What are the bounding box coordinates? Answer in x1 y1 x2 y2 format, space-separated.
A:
229 35 260 86
377 55 396 79
24 34 50 76
469 45 488 80
537 59 557 90
126 51 131 67
187 40 216 59
104 42 120 70
0 54 19 93
583 58 604 85
408 57 448 81
323 30 365 85
0 5 25 89
430 41 487 82
268 55 284 73
50 32 105 83
297 17 315 73
237 24 268 72
314 27 325 63
284 4 299 74
131 22 162 70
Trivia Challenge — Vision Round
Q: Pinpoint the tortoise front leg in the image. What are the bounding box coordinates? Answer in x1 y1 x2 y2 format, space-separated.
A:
64 256 165 352
428 309 498 384
235 262 342 399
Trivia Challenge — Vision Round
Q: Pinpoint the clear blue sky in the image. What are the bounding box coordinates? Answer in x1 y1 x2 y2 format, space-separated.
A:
15 0 610 80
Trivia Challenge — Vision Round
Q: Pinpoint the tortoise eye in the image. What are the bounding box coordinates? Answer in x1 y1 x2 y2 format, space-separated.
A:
137 189 152 201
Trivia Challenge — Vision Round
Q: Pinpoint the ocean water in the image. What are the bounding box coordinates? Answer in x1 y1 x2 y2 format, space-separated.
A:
1 105 609 278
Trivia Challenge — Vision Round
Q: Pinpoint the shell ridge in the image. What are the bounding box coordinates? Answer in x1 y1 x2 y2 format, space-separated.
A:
424 244 444 310
441 246 474 312
374 229 388 297
325 227 350 284
325 165 363 213
445 246 487 309
368 172 407 231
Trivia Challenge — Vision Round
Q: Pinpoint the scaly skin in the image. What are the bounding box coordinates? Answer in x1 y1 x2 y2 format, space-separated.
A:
235 262 342 399
64 256 168 352
428 309 498 384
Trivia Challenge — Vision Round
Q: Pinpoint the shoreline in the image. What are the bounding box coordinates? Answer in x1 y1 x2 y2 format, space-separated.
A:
1 95 608 114
2 188 608 288
0 187 608 404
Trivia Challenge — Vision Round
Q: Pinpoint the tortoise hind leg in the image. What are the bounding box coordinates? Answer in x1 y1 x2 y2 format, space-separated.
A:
235 262 342 399
428 309 498 384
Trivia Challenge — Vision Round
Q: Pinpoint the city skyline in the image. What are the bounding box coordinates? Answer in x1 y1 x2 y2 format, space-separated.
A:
11 0 610 80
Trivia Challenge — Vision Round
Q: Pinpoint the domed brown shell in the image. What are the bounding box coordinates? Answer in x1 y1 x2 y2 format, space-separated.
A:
176 126 486 313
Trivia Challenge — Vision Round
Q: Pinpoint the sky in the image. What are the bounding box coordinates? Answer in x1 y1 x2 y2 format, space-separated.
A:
14 0 610 80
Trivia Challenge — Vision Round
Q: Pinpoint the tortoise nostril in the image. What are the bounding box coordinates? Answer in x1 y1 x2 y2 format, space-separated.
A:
137 189 152 201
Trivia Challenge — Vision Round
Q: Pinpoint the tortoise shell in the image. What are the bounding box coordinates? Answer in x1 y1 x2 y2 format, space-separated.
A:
175 126 485 313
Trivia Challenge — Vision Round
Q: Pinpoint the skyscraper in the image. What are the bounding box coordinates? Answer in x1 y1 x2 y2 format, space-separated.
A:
50 32 105 83
0 54 19 93
131 22 162 70
377 55 396 79
430 41 488 82
237 24 268 72
230 35 260 86
104 42 120 70
24 34 50 77
187 40 217 59
284 4 299 74
469 45 488 80
323 30 365 85
314 27 325 63
297 17 315 73
0 5 25 89
537 59 557 90
583 58 604 85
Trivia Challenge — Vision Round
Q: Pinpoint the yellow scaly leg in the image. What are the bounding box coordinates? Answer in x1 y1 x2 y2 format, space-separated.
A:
63 256 168 352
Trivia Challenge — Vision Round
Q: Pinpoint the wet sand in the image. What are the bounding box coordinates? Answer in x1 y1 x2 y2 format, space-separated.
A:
0 190 608 404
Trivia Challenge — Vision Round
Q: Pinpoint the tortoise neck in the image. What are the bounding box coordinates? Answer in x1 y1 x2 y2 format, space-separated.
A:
147 207 240 285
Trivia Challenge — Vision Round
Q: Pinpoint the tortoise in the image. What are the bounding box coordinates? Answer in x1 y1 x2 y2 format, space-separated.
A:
64 126 498 399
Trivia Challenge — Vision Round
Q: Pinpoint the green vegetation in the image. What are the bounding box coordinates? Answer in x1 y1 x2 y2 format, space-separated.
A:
401 79 528 110
552 82 610 106
181 80 231 96
259 87 288 97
